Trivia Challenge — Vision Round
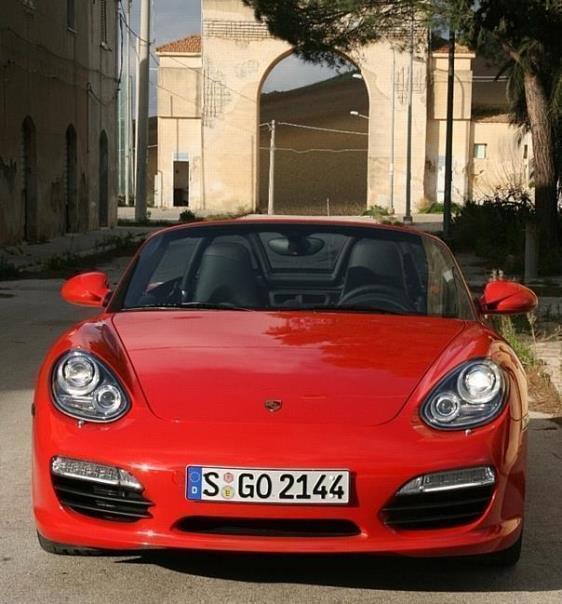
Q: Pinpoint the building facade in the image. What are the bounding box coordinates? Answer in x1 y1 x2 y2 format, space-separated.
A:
0 0 119 245
155 35 203 210
154 0 532 215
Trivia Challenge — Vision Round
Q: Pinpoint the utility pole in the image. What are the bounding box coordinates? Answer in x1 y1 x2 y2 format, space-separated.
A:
389 47 396 215
135 0 151 222
443 29 456 240
124 0 131 207
268 119 276 215
403 13 415 225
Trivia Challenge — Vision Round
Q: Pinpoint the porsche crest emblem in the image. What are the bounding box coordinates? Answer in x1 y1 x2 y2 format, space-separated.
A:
265 400 283 413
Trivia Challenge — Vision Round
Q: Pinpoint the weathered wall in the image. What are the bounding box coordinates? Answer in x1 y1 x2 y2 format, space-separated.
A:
469 120 533 199
157 53 202 208
425 50 474 206
0 0 118 245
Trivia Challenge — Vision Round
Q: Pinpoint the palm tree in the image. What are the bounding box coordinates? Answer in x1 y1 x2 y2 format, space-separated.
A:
499 53 562 205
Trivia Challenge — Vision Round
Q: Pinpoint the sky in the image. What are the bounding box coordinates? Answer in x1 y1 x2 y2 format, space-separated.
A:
129 0 347 112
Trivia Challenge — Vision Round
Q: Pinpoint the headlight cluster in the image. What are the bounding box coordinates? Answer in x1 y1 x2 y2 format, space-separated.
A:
421 359 506 430
52 351 130 422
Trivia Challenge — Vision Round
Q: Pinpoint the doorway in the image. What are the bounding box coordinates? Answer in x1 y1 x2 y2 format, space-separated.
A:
22 117 38 241
99 130 109 227
173 160 189 207
65 125 78 232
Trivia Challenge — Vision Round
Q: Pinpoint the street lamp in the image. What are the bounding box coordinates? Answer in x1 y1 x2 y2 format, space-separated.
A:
349 110 369 120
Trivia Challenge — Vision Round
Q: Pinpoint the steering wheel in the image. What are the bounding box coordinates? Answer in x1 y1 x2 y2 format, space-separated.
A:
338 285 413 313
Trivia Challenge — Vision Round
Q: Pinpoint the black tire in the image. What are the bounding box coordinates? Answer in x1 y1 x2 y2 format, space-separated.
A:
37 532 101 556
478 532 523 567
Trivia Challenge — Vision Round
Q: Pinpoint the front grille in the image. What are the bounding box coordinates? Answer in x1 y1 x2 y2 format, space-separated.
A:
382 484 494 530
176 517 360 538
52 474 153 522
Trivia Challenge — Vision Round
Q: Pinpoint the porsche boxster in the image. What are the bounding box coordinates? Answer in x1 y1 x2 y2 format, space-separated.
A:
33 219 537 565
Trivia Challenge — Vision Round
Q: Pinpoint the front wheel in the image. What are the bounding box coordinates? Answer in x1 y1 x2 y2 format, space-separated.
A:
476 532 522 567
37 532 101 556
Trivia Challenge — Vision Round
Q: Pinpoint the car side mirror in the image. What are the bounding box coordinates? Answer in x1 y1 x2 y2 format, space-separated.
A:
479 280 538 315
61 272 111 307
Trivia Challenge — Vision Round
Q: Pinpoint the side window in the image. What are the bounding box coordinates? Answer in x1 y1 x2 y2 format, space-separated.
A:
424 239 472 318
100 0 108 44
66 0 75 29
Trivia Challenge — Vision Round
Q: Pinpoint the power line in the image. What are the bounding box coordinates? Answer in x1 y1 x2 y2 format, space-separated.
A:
118 0 151 44
260 147 368 154
276 121 368 137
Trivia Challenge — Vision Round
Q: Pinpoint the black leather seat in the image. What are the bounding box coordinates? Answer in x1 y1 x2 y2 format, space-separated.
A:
193 242 261 307
343 239 409 298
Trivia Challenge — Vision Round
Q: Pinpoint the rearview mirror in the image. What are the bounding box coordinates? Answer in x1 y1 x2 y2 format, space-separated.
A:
61 272 111 307
479 280 538 315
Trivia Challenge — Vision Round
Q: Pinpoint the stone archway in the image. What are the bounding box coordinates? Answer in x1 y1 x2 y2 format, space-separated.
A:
258 50 370 215
201 0 428 216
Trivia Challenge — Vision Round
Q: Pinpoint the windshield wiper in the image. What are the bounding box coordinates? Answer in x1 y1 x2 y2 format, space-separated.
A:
123 303 253 312
303 305 409 315
179 302 253 312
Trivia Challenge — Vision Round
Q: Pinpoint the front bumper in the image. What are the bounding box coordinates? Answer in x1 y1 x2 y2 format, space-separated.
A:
33 402 527 556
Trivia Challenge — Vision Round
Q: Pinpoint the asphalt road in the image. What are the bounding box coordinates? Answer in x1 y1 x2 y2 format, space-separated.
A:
1 258 561 604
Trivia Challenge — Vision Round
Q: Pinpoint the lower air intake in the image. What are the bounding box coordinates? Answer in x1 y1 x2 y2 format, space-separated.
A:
176 517 360 537
52 474 153 523
382 484 494 530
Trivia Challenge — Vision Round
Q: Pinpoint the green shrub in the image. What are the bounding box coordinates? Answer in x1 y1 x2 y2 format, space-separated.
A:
0 257 20 280
420 201 462 215
493 314 536 368
362 205 391 219
179 209 198 223
43 252 82 272
450 188 535 272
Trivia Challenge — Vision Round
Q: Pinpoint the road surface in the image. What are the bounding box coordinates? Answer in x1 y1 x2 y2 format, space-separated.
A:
1 256 561 603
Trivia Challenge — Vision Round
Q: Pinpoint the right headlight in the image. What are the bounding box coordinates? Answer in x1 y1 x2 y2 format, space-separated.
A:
52 350 130 422
421 359 506 430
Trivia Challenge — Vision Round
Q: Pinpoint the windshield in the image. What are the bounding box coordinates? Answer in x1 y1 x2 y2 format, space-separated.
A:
118 223 474 319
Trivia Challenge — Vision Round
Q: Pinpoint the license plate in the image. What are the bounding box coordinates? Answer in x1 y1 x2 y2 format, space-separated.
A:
186 466 350 504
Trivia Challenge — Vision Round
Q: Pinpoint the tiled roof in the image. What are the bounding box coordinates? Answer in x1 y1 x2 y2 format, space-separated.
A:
156 35 201 54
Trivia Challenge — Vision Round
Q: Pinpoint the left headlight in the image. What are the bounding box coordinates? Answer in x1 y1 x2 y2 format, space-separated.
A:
421 359 506 430
52 350 130 422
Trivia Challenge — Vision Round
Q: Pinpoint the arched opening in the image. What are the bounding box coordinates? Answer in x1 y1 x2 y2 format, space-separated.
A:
22 116 38 241
65 125 78 233
258 52 369 215
98 130 109 227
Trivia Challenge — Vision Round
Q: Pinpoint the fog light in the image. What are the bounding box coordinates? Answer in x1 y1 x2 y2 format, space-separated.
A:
51 457 142 490
397 466 495 495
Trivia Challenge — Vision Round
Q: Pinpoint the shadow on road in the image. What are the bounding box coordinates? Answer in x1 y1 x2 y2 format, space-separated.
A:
116 547 560 593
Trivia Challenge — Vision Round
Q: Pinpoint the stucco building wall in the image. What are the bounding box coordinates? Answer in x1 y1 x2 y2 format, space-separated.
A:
0 0 118 245
469 121 533 200
156 52 202 208
155 1 534 216
425 50 474 206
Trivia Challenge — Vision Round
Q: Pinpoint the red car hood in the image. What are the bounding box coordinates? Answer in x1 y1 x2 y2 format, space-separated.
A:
112 311 466 425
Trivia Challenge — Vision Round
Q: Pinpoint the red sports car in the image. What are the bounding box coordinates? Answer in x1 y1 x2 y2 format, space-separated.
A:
33 219 537 565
